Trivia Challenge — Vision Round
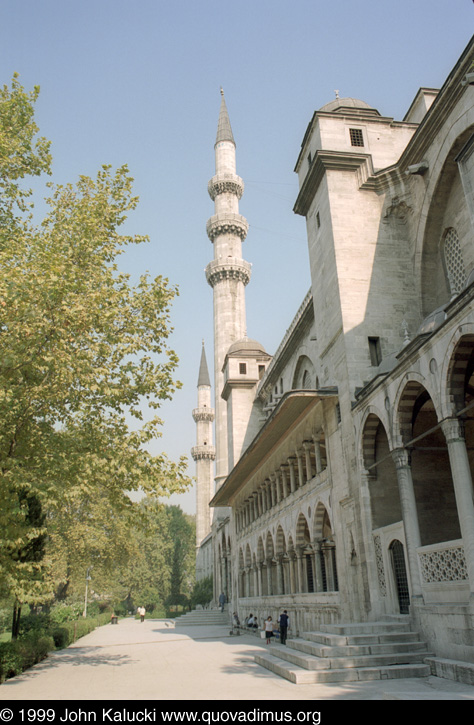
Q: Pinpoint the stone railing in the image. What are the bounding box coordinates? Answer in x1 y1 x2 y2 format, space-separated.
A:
418 539 467 583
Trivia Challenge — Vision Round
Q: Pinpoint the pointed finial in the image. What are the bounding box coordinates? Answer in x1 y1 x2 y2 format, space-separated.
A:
402 319 411 346
216 88 235 145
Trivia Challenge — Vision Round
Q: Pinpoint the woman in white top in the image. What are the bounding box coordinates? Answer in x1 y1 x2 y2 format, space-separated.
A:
264 616 273 644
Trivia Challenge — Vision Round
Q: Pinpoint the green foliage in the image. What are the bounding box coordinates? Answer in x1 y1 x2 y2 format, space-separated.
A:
0 77 192 613
0 632 54 682
49 602 83 624
117 500 195 614
190 576 213 609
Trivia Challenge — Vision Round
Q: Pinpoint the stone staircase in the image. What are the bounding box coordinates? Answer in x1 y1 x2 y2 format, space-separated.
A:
254 620 432 684
175 608 230 627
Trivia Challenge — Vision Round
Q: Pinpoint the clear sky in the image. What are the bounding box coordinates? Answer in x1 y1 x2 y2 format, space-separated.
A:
1 1 473 514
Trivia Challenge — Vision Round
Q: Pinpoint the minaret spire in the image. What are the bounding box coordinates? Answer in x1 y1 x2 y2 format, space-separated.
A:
216 88 235 145
191 341 215 577
205 91 251 490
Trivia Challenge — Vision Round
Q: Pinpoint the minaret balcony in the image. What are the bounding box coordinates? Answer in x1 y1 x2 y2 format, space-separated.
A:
205 258 252 288
208 173 244 201
206 213 248 242
191 445 216 461
192 407 215 422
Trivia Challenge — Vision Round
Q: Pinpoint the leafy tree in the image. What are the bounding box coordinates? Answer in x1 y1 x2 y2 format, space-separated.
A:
190 576 213 609
0 77 191 625
164 506 195 607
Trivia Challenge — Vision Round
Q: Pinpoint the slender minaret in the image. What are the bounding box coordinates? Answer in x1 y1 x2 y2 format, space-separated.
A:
191 342 215 577
205 90 251 490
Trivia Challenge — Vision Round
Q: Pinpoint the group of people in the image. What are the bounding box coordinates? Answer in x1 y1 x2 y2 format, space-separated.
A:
232 609 290 645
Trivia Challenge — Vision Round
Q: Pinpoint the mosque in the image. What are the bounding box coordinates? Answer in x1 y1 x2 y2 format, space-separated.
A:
191 36 474 682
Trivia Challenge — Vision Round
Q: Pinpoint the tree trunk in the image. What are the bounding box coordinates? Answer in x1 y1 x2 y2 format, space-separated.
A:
11 600 22 640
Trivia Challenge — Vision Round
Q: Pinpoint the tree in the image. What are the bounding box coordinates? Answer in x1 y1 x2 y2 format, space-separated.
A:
0 77 191 620
164 506 195 607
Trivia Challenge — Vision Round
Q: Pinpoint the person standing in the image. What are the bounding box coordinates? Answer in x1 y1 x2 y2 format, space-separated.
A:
264 616 273 645
138 606 146 622
278 610 289 645
218 592 226 612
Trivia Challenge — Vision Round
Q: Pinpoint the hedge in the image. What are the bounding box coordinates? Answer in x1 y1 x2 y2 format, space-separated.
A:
0 611 113 683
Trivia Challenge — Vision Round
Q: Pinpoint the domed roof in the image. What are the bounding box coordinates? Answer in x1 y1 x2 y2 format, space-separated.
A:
227 337 267 356
416 304 448 336
319 97 374 113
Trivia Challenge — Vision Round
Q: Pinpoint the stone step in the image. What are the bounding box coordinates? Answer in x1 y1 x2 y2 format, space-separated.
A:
288 637 428 659
302 629 421 647
175 610 229 626
319 621 411 636
268 642 430 671
254 652 430 684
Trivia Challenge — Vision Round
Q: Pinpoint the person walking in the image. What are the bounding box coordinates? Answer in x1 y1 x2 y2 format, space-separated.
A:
264 616 273 645
278 610 289 645
219 592 226 612
138 606 146 623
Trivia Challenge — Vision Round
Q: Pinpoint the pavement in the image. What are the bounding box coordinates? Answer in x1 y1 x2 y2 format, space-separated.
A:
0 617 474 701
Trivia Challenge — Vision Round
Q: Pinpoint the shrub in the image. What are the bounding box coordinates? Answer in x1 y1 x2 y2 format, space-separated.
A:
0 633 55 683
49 602 82 624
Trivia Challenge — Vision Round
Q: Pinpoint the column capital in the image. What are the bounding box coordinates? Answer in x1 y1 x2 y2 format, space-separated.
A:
441 417 465 443
391 447 412 470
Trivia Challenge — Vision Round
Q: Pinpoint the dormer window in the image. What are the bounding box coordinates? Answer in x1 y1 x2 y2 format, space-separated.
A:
349 128 364 147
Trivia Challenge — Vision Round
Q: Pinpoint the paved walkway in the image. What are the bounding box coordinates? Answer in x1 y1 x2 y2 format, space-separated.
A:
1 618 474 701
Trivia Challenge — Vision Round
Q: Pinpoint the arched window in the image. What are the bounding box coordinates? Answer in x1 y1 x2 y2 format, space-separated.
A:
443 228 466 298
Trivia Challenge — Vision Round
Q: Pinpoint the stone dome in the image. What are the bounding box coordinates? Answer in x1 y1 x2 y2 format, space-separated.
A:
319 97 374 113
227 337 267 356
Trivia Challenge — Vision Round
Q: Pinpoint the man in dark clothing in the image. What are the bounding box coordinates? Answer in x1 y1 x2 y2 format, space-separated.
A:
279 610 289 645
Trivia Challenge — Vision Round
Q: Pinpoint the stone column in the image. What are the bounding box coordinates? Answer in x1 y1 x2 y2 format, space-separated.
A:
270 478 276 507
313 435 322 474
265 480 272 510
391 448 423 599
287 457 296 493
274 472 281 503
289 552 296 593
257 563 263 596
359 469 381 612
441 418 474 595
266 558 273 596
296 450 305 487
280 465 289 498
303 441 313 482
313 541 324 591
296 550 305 592
276 556 284 595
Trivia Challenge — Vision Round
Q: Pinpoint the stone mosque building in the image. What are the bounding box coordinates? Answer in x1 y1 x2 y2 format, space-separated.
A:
191 37 474 679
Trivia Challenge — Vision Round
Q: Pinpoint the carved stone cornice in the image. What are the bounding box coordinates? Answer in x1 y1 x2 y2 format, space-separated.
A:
205 258 251 288
192 407 215 422
191 445 216 461
208 173 244 201
206 213 248 242
294 151 374 216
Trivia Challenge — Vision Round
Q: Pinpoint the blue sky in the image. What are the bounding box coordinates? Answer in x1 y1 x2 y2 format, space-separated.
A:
1 1 473 513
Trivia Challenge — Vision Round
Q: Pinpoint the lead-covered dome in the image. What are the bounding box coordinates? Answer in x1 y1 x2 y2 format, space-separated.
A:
227 337 267 356
319 97 378 115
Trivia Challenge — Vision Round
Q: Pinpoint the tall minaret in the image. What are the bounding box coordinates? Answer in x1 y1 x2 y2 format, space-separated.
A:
205 90 251 490
191 342 215 578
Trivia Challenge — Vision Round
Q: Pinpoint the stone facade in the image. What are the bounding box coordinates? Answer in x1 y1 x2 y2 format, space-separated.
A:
195 39 474 666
